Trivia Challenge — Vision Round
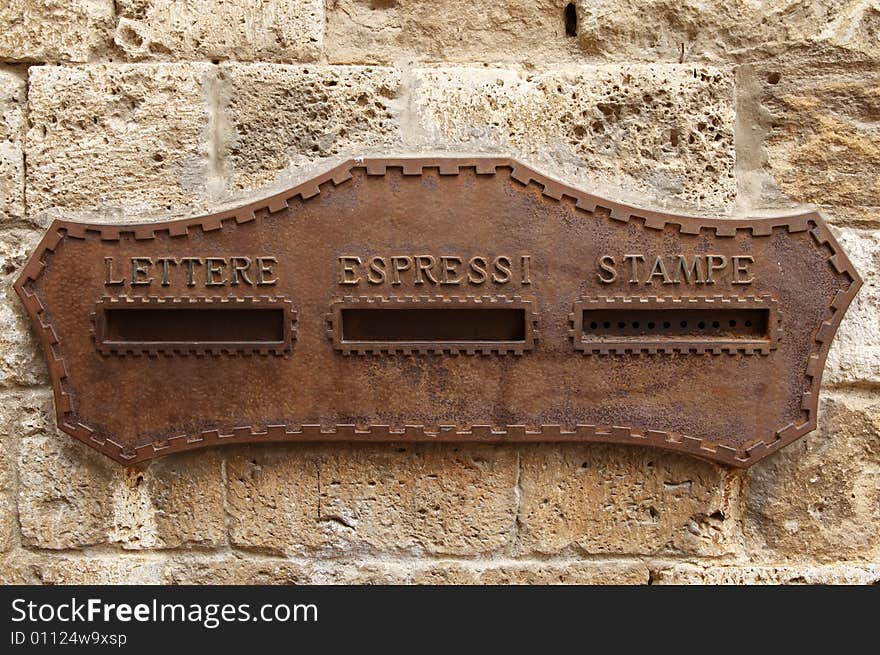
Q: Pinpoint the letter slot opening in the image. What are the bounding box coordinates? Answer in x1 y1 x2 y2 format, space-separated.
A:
95 297 293 355
343 308 526 341
330 298 537 354
573 297 779 355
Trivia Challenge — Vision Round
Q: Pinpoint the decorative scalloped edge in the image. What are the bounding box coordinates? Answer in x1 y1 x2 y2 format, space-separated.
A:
91 295 296 357
325 294 539 356
569 295 782 355
12 157 863 467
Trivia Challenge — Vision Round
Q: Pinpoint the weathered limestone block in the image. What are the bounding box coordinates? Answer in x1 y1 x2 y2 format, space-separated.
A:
114 0 323 62
226 444 518 556
166 557 648 584
825 229 880 386
653 562 880 584
412 65 736 212
0 554 32 584
0 553 164 584
339 560 650 585
0 391 53 553
315 445 517 556
110 452 226 550
0 389 54 552
0 440 15 553
0 70 25 224
221 64 403 192
739 63 880 224
576 1 880 62
0 390 53 441
0 230 48 387
14 391 225 550
326 0 579 64
18 433 116 550
0 391 45 551
0 0 115 63
744 394 880 561
518 444 740 556
226 446 321 556
165 557 311 584
26 64 215 224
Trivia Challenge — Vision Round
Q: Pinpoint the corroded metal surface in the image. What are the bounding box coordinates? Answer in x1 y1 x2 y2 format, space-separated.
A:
15 157 861 466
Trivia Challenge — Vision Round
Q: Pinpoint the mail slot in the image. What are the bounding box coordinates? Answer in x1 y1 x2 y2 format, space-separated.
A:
327 296 537 354
341 308 526 342
93 297 295 355
15 157 861 466
571 296 780 354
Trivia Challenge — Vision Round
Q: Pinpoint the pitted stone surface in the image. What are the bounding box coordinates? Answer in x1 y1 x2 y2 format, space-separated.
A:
0 230 48 387
326 0 579 64
575 1 880 62
0 70 26 225
221 64 403 192
825 229 880 386
26 64 215 224
744 395 880 562
114 0 324 62
227 444 517 557
518 444 740 557
746 62 880 225
0 1 115 63
412 65 736 212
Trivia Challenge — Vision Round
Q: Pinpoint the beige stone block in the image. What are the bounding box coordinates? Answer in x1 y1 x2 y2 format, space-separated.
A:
146 452 226 549
326 0 579 64
164 557 311 584
166 557 647 584
0 229 50 387
518 444 739 556
0 413 17 553
743 394 880 561
412 64 736 212
226 444 518 557
0 1 115 63
221 63 403 192
576 1 880 62
13 387 227 551
18 434 116 549
316 444 518 556
740 62 880 222
0 488 14 553
0 391 54 553
1 553 164 584
226 445 321 556
0 554 34 584
825 229 880 387
0 70 25 224
653 562 880 584
0 389 54 440
114 1 323 62
338 559 650 585
26 64 215 224
110 451 226 550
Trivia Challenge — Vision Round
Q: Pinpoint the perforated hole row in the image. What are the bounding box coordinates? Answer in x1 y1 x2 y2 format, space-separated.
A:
588 318 754 330
581 308 769 340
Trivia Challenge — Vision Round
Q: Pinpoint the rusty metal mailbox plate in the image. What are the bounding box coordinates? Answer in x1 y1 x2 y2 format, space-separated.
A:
15 158 861 467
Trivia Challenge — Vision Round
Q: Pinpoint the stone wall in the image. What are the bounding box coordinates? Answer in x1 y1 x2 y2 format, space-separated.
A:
1 1 878 584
